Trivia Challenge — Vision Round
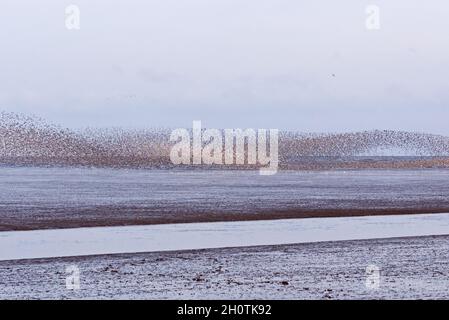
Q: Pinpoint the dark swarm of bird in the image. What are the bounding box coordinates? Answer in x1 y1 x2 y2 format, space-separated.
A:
2 111 449 170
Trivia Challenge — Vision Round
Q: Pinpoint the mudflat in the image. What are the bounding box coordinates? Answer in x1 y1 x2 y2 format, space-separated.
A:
1 235 448 299
2 166 449 231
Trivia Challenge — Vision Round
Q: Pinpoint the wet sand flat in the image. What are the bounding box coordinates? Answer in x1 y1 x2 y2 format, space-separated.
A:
1 235 448 300
2 167 449 231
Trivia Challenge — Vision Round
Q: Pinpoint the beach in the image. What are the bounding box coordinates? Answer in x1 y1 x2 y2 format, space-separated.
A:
1 235 448 299
2 166 449 299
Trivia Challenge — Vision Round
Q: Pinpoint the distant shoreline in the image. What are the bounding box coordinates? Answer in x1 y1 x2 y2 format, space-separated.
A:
3 155 449 170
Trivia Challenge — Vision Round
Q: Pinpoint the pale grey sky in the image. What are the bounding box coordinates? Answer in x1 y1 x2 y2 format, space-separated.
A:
1 0 448 133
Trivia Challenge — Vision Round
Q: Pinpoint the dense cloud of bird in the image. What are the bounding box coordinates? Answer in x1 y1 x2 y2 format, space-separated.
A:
1 111 449 169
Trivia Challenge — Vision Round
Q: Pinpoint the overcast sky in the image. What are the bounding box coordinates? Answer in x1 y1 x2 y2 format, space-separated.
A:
1 0 448 133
